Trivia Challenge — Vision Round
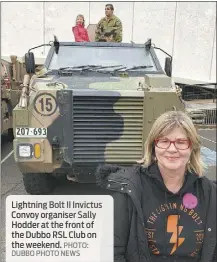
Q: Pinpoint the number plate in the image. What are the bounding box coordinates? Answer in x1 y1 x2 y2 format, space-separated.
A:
16 127 47 138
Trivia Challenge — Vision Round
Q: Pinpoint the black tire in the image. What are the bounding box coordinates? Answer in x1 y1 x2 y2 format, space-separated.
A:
23 173 56 195
25 52 35 74
7 128 14 141
164 57 172 77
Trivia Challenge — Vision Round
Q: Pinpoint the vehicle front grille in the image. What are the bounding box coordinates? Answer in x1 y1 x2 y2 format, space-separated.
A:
188 109 216 126
72 96 144 163
203 109 216 125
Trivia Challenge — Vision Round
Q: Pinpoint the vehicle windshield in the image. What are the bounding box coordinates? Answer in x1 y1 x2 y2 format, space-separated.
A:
46 44 162 74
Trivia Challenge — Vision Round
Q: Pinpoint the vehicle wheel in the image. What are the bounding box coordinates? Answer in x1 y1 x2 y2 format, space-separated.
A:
23 173 56 194
25 52 35 74
7 128 14 141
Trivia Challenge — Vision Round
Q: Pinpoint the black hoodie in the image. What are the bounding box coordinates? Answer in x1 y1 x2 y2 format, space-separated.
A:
95 163 216 262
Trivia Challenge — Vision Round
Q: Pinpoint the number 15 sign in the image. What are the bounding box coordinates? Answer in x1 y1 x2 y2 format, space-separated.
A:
34 93 58 116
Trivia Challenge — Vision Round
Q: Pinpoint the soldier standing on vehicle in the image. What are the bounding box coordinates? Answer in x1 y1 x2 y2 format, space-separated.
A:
95 4 122 42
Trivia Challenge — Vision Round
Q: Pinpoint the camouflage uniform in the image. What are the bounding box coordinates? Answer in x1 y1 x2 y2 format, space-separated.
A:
95 15 122 42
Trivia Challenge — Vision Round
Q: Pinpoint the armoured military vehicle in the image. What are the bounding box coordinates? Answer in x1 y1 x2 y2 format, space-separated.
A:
13 37 188 194
1 56 25 140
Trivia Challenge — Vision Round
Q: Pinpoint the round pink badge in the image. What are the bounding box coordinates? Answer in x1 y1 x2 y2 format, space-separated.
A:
182 193 198 209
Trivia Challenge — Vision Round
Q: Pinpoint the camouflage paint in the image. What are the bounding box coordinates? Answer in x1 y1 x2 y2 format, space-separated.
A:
95 15 122 42
12 42 186 178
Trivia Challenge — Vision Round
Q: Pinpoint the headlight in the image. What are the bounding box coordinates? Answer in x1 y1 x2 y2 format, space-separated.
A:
17 144 33 158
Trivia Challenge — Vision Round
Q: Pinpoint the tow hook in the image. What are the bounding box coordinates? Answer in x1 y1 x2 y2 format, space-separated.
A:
52 136 60 148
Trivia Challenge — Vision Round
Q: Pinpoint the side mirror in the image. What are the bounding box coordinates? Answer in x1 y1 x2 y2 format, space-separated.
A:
164 57 172 77
25 52 35 74
54 35 59 54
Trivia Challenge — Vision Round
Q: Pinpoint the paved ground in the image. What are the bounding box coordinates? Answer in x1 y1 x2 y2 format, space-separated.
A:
1 129 216 261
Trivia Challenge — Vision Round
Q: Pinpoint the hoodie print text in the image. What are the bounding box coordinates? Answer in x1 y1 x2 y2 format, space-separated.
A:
144 201 204 258
140 163 206 259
